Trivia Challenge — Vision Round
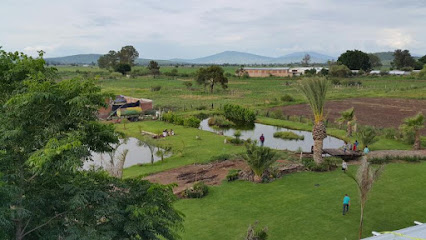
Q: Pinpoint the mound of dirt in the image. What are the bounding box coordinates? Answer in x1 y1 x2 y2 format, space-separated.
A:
274 98 426 133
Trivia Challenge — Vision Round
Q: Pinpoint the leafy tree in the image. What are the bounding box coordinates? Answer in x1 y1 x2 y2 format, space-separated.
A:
0 51 183 239
356 126 378 148
118 45 139 65
148 60 161 78
114 63 131 75
346 157 384 240
337 107 355 137
319 68 329 76
195 65 228 93
235 66 247 78
367 53 382 68
301 53 311 67
392 49 415 69
418 65 426 78
297 78 329 164
304 68 317 76
329 64 351 78
97 50 119 69
155 145 172 161
337 50 371 71
418 55 426 65
400 113 425 150
243 141 276 182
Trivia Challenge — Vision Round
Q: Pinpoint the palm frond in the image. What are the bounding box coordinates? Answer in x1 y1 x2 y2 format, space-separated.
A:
297 77 329 123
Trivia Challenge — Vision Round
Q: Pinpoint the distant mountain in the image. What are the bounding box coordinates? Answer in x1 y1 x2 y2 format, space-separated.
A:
172 51 335 64
45 54 102 65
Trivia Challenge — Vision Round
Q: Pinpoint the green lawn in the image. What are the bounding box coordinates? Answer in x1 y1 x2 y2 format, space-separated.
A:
175 162 426 240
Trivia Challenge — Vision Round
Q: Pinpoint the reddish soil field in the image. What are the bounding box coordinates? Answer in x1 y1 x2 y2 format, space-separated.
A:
275 98 426 133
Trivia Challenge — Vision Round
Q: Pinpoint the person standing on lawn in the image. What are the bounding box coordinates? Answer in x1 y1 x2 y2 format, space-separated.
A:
342 160 348 173
343 194 350 215
353 140 359 151
259 134 265 146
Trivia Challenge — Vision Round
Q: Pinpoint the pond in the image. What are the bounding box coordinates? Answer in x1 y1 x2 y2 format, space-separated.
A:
200 119 345 152
83 137 169 170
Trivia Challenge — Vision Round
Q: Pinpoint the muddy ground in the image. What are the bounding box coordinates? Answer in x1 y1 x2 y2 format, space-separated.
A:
274 98 426 133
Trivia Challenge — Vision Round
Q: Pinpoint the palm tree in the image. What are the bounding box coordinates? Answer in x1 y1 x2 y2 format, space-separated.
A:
138 136 157 164
155 145 172 161
357 126 378 149
337 107 355 136
243 141 276 182
298 78 329 164
346 157 384 239
400 113 425 150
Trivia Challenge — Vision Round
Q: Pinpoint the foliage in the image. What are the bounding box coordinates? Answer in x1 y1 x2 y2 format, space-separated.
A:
208 115 234 127
98 46 139 69
151 85 162 91
419 55 426 65
98 50 119 69
357 126 378 148
399 113 425 150
368 53 382 68
319 68 329 76
392 49 415 69
297 78 328 123
162 112 200 128
184 116 201 128
418 65 426 78
346 157 384 239
337 50 371 71
329 64 351 78
301 54 311 67
245 221 268 240
273 131 304 140
337 107 355 136
183 181 209 198
118 45 139 65
195 65 228 93
148 60 161 78
0 50 182 239
223 104 256 124
280 94 295 102
183 81 193 89
304 68 317 75
209 153 238 162
138 136 157 164
302 157 339 172
114 63 131 75
155 145 172 161
226 169 241 181
242 142 277 179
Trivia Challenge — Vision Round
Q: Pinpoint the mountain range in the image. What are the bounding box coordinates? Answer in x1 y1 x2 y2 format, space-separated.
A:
45 51 336 65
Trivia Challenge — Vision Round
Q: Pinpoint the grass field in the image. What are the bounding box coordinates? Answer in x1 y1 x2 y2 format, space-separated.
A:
175 162 426 240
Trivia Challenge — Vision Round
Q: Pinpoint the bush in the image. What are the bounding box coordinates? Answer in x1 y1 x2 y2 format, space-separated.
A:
183 181 208 198
196 105 207 110
226 169 240 181
209 153 236 162
223 104 256 124
329 64 351 78
193 112 209 120
151 85 162 92
273 131 304 140
162 112 200 128
183 116 201 128
302 157 339 172
208 115 234 127
331 79 341 85
183 81 193 89
280 94 295 102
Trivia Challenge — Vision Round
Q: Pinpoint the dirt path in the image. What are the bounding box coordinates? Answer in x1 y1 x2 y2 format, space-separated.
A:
367 150 426 159
274 98 426 133
144 160 250 194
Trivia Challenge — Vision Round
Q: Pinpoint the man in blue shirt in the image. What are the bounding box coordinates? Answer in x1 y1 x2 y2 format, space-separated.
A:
363 146 370 154
343 194 350 215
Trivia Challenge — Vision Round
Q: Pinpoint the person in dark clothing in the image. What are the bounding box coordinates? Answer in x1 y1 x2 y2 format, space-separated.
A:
259 134 265 146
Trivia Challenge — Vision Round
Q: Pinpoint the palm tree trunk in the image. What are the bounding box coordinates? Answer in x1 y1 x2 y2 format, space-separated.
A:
359 203 364 240
347 121 352 137
313 139 324 164
414 131 421 150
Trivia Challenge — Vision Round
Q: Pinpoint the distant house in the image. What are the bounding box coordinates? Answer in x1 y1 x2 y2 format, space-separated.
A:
369 70 381 75
98 95 153 120
244 67 291 77
389 70 409 75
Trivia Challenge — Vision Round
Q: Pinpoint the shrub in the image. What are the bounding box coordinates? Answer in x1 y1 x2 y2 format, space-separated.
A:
193 112 209 120
196 105 207 110
280 94 295 102
223 104 256 124
208 115 234 127
273 131 304 140
382 128 398 140
151 85 161 92
357 126 378 148
302 157 339 172
183 81 193 89
331 79 341 85
209 153 235 162
183 116 201 128
329 64 351 78
226 169 240 181
183 181 208 198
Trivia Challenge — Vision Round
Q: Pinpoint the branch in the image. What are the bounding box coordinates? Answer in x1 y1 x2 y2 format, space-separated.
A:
21 211 68 238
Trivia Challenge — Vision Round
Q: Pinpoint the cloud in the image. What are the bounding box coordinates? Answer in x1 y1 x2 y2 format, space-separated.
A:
376 29 414 49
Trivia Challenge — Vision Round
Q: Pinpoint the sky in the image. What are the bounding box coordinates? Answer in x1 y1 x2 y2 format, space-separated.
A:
1 0 425 59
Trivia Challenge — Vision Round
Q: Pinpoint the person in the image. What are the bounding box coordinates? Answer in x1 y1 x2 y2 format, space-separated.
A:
343 141 347 153
259 134 265 146
311 145 314 154
353 140 359 151
363 145 370 154
163 129 168 137
342 160 348 172
343 194 350 215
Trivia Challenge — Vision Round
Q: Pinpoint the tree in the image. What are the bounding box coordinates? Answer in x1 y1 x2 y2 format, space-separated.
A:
243 141 276 182
418 55 426 65
301 53 311 67
148 60 160 78
0 50 183 239
97 50 119 69
367 54 382 68
337 107 355 137
392 49 415 69
155 145 172 161
346 157 384 240
138 136 157 164
235 66 246 78
356 126 378 148
114 63 131 75
100 137 129 178
400 113 425 150
195 65 228 93
118 45 139 65
337 50 371 71
329 64 351 78
298 78 329 164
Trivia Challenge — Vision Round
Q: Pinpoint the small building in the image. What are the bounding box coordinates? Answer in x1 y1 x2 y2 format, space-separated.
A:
98 95 153 120
244 67 291 77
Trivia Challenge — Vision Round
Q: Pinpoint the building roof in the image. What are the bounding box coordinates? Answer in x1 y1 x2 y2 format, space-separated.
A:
244 67 289 70
362 222 426 240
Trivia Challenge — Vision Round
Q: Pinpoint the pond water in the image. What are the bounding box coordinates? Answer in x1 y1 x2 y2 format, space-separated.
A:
83 137 168 170
200 119 344 152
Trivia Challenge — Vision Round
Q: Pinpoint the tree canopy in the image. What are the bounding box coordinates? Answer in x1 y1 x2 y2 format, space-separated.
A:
392 49 415 69
337 50 371 71
195 65 228 93
118 45 139 65
0 50 183 239
148 60 160 78
98 46 139 70
367 53 382 68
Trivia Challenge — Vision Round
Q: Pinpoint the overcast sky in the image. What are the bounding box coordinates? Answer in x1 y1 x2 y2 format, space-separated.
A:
1 0 425 59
